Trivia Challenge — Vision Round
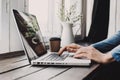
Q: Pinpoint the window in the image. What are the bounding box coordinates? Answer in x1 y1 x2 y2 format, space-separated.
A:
29 0 61 37
0 0 25 53
0 0 87 54
28 0 82 40
29 0 49 36
0 0 28 74
0 0 94 74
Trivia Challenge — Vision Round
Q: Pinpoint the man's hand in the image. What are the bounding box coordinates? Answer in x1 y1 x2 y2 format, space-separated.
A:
74 46 115 64
58 43 82 55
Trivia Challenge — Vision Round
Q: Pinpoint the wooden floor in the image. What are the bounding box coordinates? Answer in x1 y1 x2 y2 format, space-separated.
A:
0 55 99 80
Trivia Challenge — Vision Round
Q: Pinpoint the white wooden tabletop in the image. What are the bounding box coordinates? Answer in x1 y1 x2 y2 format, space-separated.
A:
0 55 99 80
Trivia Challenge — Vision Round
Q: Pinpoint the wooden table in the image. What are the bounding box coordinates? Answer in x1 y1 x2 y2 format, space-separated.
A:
0 55 99 80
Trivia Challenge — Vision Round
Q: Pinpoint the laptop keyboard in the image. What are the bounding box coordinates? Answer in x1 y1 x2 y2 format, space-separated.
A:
41 53 69 61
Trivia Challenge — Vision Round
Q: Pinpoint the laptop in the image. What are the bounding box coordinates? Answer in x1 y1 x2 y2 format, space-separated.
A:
13 9 91 66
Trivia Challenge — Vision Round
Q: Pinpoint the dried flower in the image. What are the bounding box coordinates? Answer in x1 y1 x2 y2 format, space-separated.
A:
57 1 81 23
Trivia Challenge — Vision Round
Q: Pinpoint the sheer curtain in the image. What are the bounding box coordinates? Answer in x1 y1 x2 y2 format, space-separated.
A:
0 0 1 40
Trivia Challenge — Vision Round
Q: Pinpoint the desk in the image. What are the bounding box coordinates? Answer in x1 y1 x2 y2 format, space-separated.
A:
0 55 99 80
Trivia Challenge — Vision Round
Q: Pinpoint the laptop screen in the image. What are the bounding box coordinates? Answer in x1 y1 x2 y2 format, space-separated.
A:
13 10 47 62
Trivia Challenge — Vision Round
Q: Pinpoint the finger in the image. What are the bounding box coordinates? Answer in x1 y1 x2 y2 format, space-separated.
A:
74 53 86 58
68 44 81 49
75 47 88 55
67 48 78 53
75 49 84 55
71 49 78 52
58 47 67 55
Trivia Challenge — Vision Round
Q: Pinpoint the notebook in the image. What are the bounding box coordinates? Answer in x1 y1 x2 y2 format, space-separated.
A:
13 9 91 66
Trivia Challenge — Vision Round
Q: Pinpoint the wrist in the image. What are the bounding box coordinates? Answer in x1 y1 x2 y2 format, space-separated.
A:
102 53 114 64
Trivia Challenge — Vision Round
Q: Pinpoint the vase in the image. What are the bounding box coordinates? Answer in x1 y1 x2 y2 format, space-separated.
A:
61 22 75 47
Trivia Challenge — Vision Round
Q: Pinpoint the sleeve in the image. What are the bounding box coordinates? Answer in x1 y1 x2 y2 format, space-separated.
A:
91 31 120 53
110 45 120 62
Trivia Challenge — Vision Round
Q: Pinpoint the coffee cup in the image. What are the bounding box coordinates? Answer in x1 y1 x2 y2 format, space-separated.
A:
49 37 61 52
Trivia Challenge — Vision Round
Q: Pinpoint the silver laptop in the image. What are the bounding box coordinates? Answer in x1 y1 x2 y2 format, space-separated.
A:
13 9 91 66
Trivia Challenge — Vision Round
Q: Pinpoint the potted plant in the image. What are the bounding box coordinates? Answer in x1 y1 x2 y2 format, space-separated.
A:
57 1 81 47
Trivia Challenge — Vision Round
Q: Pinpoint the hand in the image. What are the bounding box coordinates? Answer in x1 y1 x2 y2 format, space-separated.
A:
74 46 115 63
58 43 82 55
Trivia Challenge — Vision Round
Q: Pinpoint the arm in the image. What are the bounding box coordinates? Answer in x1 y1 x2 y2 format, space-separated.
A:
92 31 120 53
102 52 115 63
110 44 120 62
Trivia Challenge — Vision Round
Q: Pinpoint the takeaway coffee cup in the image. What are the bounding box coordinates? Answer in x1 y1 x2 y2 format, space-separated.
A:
49 37 61 52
